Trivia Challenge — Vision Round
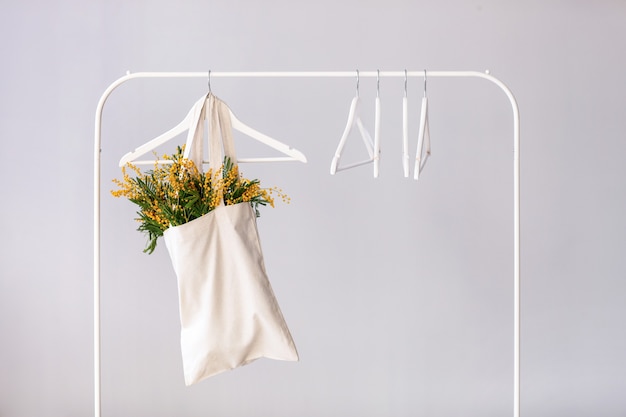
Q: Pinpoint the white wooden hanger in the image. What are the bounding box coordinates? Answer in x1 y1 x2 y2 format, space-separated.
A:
118 84 307 167
402 70 410 177
414 70 431 180
330 70 381 177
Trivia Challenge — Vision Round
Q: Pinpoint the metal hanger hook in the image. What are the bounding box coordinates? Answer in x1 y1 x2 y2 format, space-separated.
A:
208 70 212 94
423 69 427 97
377 69 380 97
356 69 360 97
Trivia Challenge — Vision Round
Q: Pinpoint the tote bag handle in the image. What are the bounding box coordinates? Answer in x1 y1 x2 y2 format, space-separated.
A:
183 93 238 172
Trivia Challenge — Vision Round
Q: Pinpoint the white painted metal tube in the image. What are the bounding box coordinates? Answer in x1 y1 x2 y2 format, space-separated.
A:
94 70 520 417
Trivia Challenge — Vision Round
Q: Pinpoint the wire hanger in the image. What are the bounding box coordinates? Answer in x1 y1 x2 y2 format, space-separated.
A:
330 70 381 177
402 70 409 177
414 69 431 180
118 71 307 167
374 70 381 177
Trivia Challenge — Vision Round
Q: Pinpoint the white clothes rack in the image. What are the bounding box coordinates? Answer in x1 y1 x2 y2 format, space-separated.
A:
93 70 521 417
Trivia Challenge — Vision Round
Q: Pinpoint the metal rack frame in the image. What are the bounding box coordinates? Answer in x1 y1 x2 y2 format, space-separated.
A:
93 70 521 417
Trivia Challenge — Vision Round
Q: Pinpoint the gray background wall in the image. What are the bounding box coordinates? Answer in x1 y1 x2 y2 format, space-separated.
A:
1 1 625 416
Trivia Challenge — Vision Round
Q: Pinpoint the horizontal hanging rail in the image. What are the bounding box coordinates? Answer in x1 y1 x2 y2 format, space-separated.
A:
94 70 520 417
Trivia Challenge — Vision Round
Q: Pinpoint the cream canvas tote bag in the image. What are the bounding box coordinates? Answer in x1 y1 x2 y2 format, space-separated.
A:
163 94 298 385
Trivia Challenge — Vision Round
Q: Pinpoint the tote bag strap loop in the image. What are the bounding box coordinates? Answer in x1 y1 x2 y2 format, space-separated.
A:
183 93 239 172
182 94 208 170
208 95 238 169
